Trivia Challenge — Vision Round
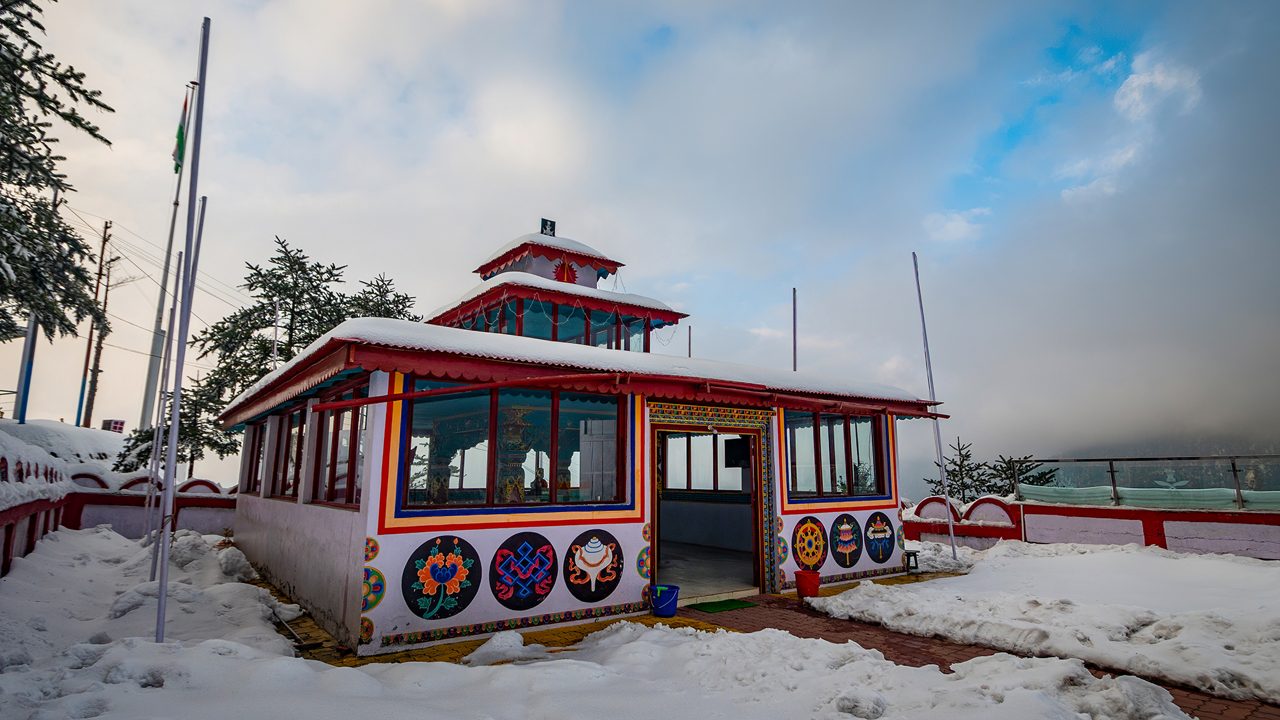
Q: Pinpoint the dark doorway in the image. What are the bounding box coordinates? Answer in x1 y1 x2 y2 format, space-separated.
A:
654 430 760 600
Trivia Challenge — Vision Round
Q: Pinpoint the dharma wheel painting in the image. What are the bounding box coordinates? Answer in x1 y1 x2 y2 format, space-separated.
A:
829 514 863 568
791 516 827 571
564 529 623 602
489 532 558 611
401 535 481 621
864 512 895 564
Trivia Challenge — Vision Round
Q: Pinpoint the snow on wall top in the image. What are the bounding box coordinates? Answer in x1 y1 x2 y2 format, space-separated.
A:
0 422 77 511
427 271 679 321
0 419 126 466
226 316 925 415
478 233 618 270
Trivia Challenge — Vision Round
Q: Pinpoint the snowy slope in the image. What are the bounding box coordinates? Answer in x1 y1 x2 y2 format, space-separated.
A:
0 528 1191 720
0 418 125 466
811 541 1280 703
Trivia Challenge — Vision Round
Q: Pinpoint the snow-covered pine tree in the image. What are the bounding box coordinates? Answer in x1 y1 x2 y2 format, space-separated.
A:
0 0 113 340
923 437 993 504
349 273 422 322
987 454 1057 494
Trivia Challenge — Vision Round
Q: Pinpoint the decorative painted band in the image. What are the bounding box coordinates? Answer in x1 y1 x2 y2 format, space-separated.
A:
379 600 649 647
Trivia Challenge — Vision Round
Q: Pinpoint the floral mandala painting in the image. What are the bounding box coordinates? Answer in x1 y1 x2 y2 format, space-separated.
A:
401 536 481 621
362 567 386 612
364 537 380 562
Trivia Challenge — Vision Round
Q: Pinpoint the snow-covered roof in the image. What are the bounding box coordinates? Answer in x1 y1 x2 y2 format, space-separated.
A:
225 317 926 417
427 271 680 321
478 233 620 270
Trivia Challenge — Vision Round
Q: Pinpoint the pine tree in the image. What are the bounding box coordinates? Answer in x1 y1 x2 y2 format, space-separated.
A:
988 454 1057 494
349 273 422 321
112 384 239 475
923 437 994 504
0 0 113 340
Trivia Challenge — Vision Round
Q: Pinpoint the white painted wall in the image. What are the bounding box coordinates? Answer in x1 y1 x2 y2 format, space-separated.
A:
1023 514 1144 545
1164 521 1280 560
235 494 363 646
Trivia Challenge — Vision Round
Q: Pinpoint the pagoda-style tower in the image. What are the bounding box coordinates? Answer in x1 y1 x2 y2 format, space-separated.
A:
426 220 686 351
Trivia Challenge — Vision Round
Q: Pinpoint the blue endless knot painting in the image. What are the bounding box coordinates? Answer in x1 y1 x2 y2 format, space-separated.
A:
490 532 557 611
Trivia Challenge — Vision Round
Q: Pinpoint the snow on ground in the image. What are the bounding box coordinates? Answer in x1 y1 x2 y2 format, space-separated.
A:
0 419 125 467
812 541 1280 703
907 539 981 573
0 528 1192 719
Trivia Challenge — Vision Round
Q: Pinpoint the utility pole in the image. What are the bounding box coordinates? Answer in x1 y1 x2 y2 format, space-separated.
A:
82 256 117 429
76 220 110 427
687 325 692 358
792 287 797 372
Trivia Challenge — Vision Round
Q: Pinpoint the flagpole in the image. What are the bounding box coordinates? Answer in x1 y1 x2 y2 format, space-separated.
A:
147 251 182 581
139 84 194 430
912 252 958 561
157 16 210 643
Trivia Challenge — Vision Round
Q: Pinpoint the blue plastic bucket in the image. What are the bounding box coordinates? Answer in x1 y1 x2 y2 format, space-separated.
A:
652 584 680 617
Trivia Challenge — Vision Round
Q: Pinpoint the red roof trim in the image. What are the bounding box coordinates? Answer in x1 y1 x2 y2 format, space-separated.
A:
474 242 623 278
218 343 353 427
427 284 687 326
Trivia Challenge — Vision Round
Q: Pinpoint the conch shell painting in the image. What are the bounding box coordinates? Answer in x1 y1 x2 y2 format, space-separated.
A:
565 529 623 602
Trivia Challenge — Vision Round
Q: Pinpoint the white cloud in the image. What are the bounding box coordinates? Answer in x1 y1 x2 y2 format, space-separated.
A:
922 207 991 242
1061 176 1117 202
1114 53 1202 121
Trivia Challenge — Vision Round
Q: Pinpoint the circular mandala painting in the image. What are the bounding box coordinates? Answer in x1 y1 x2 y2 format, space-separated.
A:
636 546 651 580
775 516 784 535
775 535 789 564
564 529 624 603
829 514 863 569
362 567 385 612
401 535 481 621
364 537 380 562
864 512 896 564
896 524 905 551
489 531 557 612
791 516 827 571
641 523 651 543
359 616 374 645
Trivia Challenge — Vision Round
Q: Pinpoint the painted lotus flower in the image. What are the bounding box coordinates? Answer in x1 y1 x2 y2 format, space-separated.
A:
419 551 469 596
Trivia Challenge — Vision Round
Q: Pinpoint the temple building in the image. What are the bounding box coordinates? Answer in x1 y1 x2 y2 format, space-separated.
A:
221 222 941 655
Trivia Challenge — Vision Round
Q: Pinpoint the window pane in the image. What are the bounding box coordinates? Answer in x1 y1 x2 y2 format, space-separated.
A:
502 299 519 335
352 404 367 504
590 310 615 348
404 384 491 507
485 307 500 333
786 412 817 496
623 317 645 352
717 435 745 491
523 300 554 340
558 305 586 344
819 414 848 495
689 433 714 489
850 416 880 495
286 410 305 496
328 410 351 501
558 393 619 502
665 433 688 489
496 389 553 504
250 423 267 492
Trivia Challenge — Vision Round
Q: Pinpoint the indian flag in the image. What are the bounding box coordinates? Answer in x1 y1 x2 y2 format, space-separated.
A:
172 95 187 173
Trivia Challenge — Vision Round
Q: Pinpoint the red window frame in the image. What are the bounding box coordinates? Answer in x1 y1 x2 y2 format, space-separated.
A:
244 421 266 494
310 377 370 509
271 405 306 499
787 411 886 498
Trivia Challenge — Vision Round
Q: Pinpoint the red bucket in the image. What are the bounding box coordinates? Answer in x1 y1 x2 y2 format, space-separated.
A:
795 570 821 599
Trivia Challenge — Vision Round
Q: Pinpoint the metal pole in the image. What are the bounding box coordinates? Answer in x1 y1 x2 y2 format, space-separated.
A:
15 188 59 424
1107 460 1119 506
792 287 797 372
687 325 691 358
75 221 110 426
140 85 194 430
1230 458 1244 510
272 298 280 367
148 252 183 581
157 17 210 643
912 252 958 560
83 257 114 429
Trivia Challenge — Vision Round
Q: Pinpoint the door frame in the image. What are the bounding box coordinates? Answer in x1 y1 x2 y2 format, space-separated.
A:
650 422 765 597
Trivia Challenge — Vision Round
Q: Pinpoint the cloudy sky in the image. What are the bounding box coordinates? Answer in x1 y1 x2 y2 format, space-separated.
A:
3 1 1277 496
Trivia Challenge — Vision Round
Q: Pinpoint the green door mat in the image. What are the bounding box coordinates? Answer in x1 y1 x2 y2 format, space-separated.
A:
685 599 757 613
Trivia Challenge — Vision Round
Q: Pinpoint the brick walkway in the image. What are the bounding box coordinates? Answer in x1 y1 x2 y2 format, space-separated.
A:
680 590 1279 720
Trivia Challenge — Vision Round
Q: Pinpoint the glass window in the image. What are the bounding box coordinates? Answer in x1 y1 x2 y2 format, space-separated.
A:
313 382 369 506
665 433 688 489
460 315 476 331
786 412 817 496
502 299 519 335
818 414 849 495
557 393 619 502
495 389 553 504
403 382 491 508
622 317 645 352
689 433 715 489
245 422 267 494
484 307 500 333
589 310 615 348
523 299 554 340
850 416 881 495
558 304 587 344
717 435 745 491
